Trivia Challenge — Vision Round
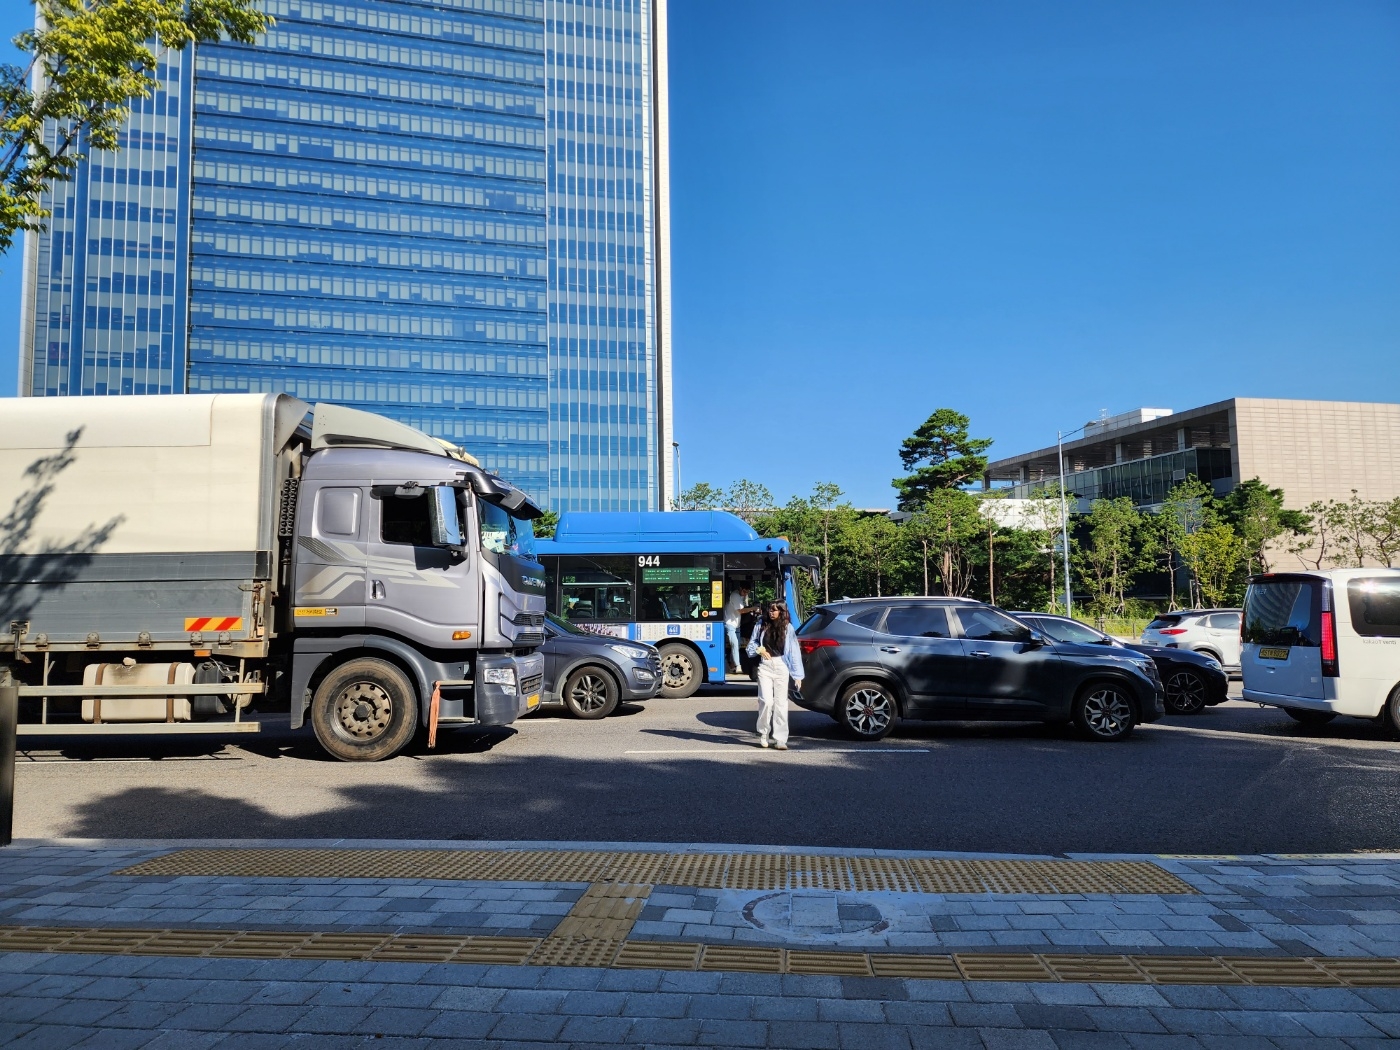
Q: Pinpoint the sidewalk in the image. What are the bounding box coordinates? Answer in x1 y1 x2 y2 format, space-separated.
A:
2 839 1399 1048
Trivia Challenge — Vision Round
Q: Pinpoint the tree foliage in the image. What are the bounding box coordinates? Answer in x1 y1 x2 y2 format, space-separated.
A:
2 0 269 252
675 482 723 511
892 408 993 512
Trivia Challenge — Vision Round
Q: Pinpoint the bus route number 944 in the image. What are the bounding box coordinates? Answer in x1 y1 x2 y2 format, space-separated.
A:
638 555 661 567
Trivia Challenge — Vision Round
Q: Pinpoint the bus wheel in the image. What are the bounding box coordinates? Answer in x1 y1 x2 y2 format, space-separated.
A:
311 658 418 762
658 644 701 699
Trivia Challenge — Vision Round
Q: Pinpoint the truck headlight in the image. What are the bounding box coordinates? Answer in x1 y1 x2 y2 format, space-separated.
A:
483 667 516 685
608 644 650 660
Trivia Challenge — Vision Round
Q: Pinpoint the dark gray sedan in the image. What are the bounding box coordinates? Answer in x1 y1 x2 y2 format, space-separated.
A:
538 614 662 718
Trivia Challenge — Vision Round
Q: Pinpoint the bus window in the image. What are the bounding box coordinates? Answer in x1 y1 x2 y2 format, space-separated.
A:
638 555 723 621
558 556 634 622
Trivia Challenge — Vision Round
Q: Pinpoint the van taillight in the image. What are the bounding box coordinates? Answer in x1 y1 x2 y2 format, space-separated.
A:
799 638 839 655
1320 583 1339 677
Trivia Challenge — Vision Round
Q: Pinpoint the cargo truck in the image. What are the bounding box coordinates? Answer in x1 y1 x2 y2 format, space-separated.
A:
0 393 546 761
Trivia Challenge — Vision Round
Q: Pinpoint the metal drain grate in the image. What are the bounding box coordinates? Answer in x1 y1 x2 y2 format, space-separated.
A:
2 924 1397 986
116 849 1197 895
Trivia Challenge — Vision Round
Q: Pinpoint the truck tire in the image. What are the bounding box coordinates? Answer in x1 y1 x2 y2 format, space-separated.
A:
311 658 418 762
562 666 619 719
658 643 701 699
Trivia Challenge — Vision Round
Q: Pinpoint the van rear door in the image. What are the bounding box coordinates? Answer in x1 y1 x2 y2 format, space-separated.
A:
1242 576 1323 700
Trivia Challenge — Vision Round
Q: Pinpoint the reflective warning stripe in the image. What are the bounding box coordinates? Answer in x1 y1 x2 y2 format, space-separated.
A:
184 617 243 632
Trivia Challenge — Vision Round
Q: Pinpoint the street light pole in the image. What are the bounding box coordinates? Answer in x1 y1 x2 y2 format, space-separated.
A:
1057 429 1073 618
671 441 680 510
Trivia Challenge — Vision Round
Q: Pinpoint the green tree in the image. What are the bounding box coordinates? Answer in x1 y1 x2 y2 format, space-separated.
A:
1151 478 1214 609
1287 501 1332 571
675 482 724 511
1370 497 1400 568
904 488 984 596
892 408 993 511
839 512 902 598
3 0 269 252
1073 498 1147 616
1325 490 1373 568
724 479 773 524
532 509 559 540
1217 478 1307 574
1179 523 1246 606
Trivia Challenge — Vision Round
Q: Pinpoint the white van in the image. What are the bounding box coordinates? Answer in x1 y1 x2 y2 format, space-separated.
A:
1241 568 1400 730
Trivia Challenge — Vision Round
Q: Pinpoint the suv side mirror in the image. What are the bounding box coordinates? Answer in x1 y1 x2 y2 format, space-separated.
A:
1025 629 1048 648
429 486 465 551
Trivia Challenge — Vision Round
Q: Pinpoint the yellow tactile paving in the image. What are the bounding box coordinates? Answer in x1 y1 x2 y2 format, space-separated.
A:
2 924 1399 986
116 848 1197 895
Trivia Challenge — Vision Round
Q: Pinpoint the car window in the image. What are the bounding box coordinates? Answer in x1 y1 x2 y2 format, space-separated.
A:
1033 617 1103 645
953 606 1032 643
847 606 887 630
1243 579 1319 647
1347 577 1400 639
883 605 952 638
1208 612 1240 630
1146 615 1182 630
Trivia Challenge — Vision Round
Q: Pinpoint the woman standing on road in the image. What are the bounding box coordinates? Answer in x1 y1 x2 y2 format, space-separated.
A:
747 601 804 750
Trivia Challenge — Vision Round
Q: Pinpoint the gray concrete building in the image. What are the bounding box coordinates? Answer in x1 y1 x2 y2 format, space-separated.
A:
987 397 1400 512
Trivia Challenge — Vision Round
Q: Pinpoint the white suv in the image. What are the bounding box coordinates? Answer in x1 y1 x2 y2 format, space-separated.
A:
1141 609 1242 674
1242 569 1400 731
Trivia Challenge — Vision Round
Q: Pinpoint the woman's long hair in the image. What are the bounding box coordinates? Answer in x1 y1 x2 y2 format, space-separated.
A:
762 601 791 656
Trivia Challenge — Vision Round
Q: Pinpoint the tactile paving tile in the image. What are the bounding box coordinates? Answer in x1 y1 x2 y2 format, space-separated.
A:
699 945 784 972
868 953 964 980
955 953 1055 982
786 949 872 975
1227 957 1335 985
1042 954 1149 983
1 923 1396 986
613 940 702 970
116 848 1197 895
1133 955 1247 985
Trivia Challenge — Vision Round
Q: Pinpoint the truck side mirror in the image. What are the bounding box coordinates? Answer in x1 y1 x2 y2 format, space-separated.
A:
430 487 465 551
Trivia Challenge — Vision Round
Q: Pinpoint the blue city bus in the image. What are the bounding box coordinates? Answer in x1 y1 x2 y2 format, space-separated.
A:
535 511 819 698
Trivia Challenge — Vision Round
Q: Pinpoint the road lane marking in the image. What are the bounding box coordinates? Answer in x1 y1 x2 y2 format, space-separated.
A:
623 748 930 755
1144 722 1400 750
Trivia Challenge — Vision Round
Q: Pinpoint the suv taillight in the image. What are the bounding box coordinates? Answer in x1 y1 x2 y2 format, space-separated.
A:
799 638 839 655
1320 581 1339 677
1158 628 1187 635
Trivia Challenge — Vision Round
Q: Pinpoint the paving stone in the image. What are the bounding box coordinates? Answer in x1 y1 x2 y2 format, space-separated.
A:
1015 1004 1097 1031
696 1017 769 1046
978 1028 1060 1049
487 1011 568 1041
817 998 888 1023
949 1002 1024 1028
836 1020 913 1049
769 1018 843 1049
685 992 755 1019
1291 1012 1385 1038
1048 1034 1134 1050
557 1014 634 1042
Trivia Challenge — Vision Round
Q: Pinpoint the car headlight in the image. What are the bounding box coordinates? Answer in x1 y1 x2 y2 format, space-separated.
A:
608 644 650 660
483 667 516 685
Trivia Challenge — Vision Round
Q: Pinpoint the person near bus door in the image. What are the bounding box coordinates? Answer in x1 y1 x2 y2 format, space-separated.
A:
746 600 804 750
723 583 757 673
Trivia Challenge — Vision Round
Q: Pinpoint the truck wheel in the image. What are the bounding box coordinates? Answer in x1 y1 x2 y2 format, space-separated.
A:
658 644 701 699
1073 681 1136 741
562 666 618 719
311 658 418 762
1384 687 1400 738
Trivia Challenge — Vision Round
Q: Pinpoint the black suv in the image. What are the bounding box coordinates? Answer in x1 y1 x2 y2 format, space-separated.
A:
796 598 1164 742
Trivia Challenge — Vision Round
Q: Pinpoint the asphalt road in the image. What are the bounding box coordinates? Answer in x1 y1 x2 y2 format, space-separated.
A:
12 686 1400 855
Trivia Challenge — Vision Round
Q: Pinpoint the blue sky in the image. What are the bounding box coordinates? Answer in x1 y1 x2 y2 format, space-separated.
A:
3 1 1398 508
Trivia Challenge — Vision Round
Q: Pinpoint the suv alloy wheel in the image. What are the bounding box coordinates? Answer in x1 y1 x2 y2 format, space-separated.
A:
837 680 898 741
1072 680 1136 741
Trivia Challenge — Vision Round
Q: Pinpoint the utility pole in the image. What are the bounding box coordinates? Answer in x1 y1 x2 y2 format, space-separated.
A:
0 678 16 847
1057 429 1073 617
671 441 680 509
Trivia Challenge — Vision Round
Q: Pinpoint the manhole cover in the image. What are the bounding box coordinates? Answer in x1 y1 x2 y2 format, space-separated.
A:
741 892 889 941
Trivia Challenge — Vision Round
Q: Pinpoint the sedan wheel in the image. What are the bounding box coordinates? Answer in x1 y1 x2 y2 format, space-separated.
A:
1164 670 1207 715
562 667 618 720
1073 682 1136 741
837 680 898 741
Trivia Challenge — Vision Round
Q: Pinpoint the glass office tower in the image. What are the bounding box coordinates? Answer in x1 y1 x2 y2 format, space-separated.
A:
17 0 671 511
18 50 194 398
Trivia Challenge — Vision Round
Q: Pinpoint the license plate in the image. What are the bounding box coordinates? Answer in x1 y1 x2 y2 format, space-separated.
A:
1258 647 1290 661
526 693 540 709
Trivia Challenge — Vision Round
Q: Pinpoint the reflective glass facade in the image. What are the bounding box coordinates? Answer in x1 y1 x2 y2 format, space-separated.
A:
20 50 194 397
544 0 670 512
18 0 669 510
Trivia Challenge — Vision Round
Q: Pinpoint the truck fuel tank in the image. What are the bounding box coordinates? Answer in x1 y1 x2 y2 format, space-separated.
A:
81 661 195 723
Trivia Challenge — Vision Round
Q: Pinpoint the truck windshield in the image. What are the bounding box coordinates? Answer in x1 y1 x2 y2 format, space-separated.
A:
479 500 537 560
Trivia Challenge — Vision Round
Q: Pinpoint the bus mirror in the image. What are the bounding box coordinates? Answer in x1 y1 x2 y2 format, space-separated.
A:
430 487 464 550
